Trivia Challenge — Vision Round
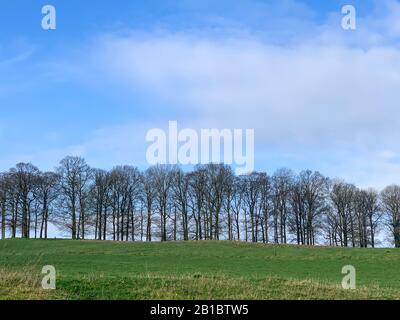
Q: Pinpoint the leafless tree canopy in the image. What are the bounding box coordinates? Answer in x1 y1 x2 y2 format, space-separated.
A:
0 156 396 247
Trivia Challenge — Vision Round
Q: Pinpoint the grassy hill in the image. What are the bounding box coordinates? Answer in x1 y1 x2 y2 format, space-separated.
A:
0 239 399 300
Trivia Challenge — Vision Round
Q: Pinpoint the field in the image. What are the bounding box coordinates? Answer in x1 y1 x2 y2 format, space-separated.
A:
0 239 399 300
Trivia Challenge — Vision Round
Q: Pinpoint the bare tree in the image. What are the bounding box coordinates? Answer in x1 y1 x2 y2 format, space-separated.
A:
57 156 91 239
241 172 264 242
9 163 40 238
330 181 356 247
187 167 208 240
173 169 190 240
34 172 60 239
297 170 328 245
271 168 293 244
204 164 233 240
364 189 381 248
91 169 110 240
231 176 244 241
152 165 175 241
353 188 381 248
142 167 157 241
0 173 7 239
381 185 400 248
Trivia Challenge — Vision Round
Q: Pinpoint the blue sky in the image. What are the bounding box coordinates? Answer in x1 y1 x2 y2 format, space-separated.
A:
1 0 400 189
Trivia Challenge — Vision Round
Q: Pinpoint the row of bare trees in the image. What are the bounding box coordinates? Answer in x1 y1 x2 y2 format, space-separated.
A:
1 156 400 247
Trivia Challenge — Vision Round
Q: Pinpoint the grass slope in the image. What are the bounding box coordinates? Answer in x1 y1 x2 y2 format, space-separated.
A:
0 239 399 300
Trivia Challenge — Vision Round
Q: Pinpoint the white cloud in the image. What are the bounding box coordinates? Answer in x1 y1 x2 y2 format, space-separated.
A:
16 0 400 187
90 33 400 146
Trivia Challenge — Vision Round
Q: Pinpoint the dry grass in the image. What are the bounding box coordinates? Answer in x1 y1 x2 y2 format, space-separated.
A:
2 271 396 300
0 268 59 300
123 274 400 300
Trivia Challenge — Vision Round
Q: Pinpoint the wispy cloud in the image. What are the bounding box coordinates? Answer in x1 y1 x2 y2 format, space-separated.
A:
3 0 400 189
67 0 399 187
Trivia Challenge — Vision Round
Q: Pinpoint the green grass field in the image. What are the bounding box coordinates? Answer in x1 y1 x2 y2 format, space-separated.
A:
0 239 399 300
